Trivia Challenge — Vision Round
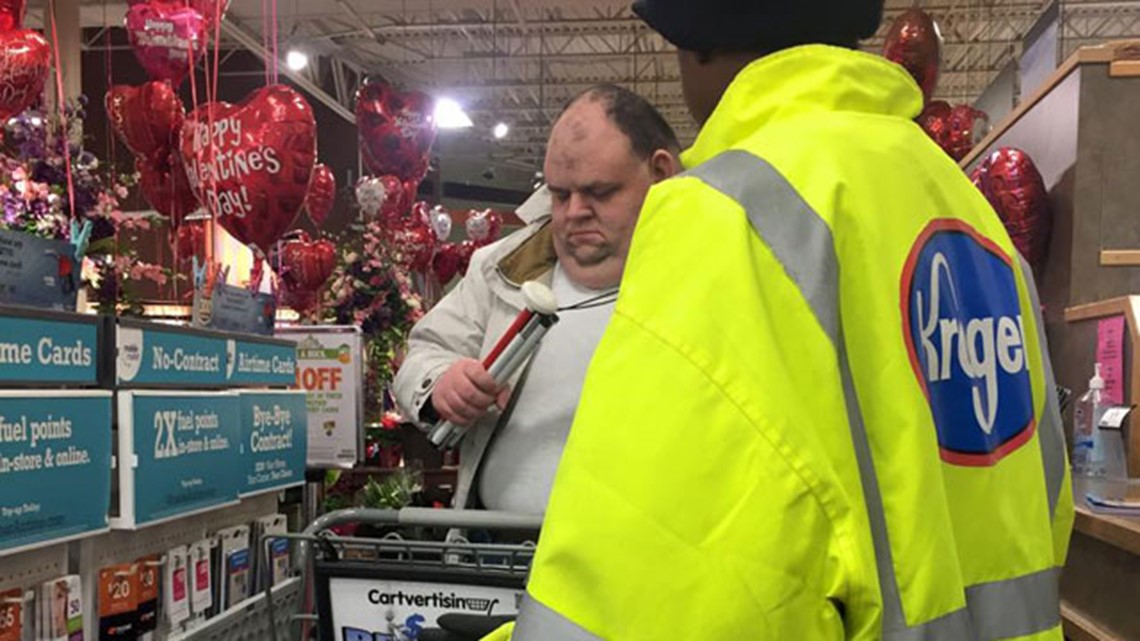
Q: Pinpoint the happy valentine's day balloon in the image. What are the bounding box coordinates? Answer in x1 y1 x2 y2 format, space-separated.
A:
883 8 942 104
0 29 48 122
180 84 317 253
305 163 336 228
125 2 206 87
106 82 185 164
972 147 1052 271
385 216 436 273
355 79 436 182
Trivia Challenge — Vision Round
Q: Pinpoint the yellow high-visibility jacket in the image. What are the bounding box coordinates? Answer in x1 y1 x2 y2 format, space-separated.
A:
505 45 1073 640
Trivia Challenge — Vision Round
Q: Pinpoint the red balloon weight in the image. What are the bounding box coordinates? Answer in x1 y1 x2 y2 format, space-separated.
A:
137 155 199 225
0 0 26 32
125 3 206 87
883 8 942 104
281 232 336 292
973 147 1052 271
385 217 437 273
465 209 502 246
355 80 436 182
305 163 336 228
179 84 317 253
173 220 206 264
106 82 185 165
0 30 48 122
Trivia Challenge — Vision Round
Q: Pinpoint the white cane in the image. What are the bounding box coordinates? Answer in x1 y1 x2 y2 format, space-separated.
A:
428 281 559 448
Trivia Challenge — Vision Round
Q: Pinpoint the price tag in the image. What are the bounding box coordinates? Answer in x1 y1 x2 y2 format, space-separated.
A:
1099 406 1135 430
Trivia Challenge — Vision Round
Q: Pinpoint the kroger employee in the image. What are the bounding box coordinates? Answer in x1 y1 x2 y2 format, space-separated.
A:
505 1 1073 639
394 85 680 516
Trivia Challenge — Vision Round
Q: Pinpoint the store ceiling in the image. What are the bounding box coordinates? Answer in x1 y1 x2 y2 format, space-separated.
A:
60 0 1140 188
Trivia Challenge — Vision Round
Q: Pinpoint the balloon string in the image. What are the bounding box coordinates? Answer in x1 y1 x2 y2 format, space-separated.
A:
103 0 116 178
47 0 76 225
271 0 279 83
262 0 269 85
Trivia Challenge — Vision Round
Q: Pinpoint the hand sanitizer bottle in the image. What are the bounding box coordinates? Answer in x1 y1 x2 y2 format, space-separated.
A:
1073 363 1107 477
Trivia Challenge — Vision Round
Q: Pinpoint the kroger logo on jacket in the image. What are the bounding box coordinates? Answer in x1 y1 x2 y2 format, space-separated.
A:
901 219 1036 466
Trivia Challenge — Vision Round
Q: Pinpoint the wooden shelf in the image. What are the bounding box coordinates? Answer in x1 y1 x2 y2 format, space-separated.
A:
1063 601 1126 641
1073 504 1140 557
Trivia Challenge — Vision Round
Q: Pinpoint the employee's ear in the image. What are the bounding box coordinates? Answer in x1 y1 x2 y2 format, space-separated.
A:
649 148 680 183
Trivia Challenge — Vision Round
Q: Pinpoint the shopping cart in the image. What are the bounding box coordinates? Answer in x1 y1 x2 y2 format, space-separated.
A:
264 508 542 641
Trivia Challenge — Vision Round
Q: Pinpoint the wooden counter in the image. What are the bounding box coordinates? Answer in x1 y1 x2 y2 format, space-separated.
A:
1061 480 1140 640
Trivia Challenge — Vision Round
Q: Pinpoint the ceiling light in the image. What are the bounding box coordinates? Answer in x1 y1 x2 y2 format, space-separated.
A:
493 122 509 139
285 49 309 72
434 97 473 129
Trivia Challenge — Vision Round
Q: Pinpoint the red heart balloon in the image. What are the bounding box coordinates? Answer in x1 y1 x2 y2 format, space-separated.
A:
465 209 502 246
190 0 229 32
917 100 951 149
0 30 48 122
305 163 336 228
883 8 942 104
432 242 462 284
106 82 185 165
180 84 317 253
0 0 26 32
385 216 436 273
972 147 1052 272
280 282 320 315
125 3 206 87
173 220 206 264
281 232 336 291
355 80 437 182
138 155 199 225
944 104 989 161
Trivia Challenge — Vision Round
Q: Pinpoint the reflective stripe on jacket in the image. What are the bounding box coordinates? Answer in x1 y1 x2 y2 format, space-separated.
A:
508 45 1073 640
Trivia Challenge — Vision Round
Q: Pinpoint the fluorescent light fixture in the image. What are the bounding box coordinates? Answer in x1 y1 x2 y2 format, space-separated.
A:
285 49 309 71
493 122 509 139
434 97 473 129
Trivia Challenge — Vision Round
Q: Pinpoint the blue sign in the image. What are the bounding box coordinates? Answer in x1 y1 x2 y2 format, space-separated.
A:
193 283 276 337
0 229 80 311
123 392 241 526
239 391 308 496
902 220 1035 466
0 312 98 384
0 392 112 552
227 339 297 387
117 325 227 386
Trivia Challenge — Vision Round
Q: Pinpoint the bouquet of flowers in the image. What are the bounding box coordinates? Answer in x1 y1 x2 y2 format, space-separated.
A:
326 219 424 422
0 101 174 314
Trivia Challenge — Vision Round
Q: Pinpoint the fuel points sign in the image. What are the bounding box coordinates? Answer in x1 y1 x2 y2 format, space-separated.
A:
277 327 363 468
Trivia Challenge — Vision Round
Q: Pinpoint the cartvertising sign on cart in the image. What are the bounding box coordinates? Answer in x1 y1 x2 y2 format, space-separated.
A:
0 391 112 553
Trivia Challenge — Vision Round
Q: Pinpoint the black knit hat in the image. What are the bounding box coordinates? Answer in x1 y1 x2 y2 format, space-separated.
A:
632 0 885 52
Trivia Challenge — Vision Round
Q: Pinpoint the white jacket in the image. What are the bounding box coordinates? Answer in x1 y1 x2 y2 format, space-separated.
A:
392 188 554 510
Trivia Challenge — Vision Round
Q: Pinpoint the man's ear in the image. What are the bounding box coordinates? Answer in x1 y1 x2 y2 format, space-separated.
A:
649 148 680 183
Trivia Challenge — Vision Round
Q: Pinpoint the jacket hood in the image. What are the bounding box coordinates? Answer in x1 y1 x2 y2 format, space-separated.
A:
683 45 924 168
